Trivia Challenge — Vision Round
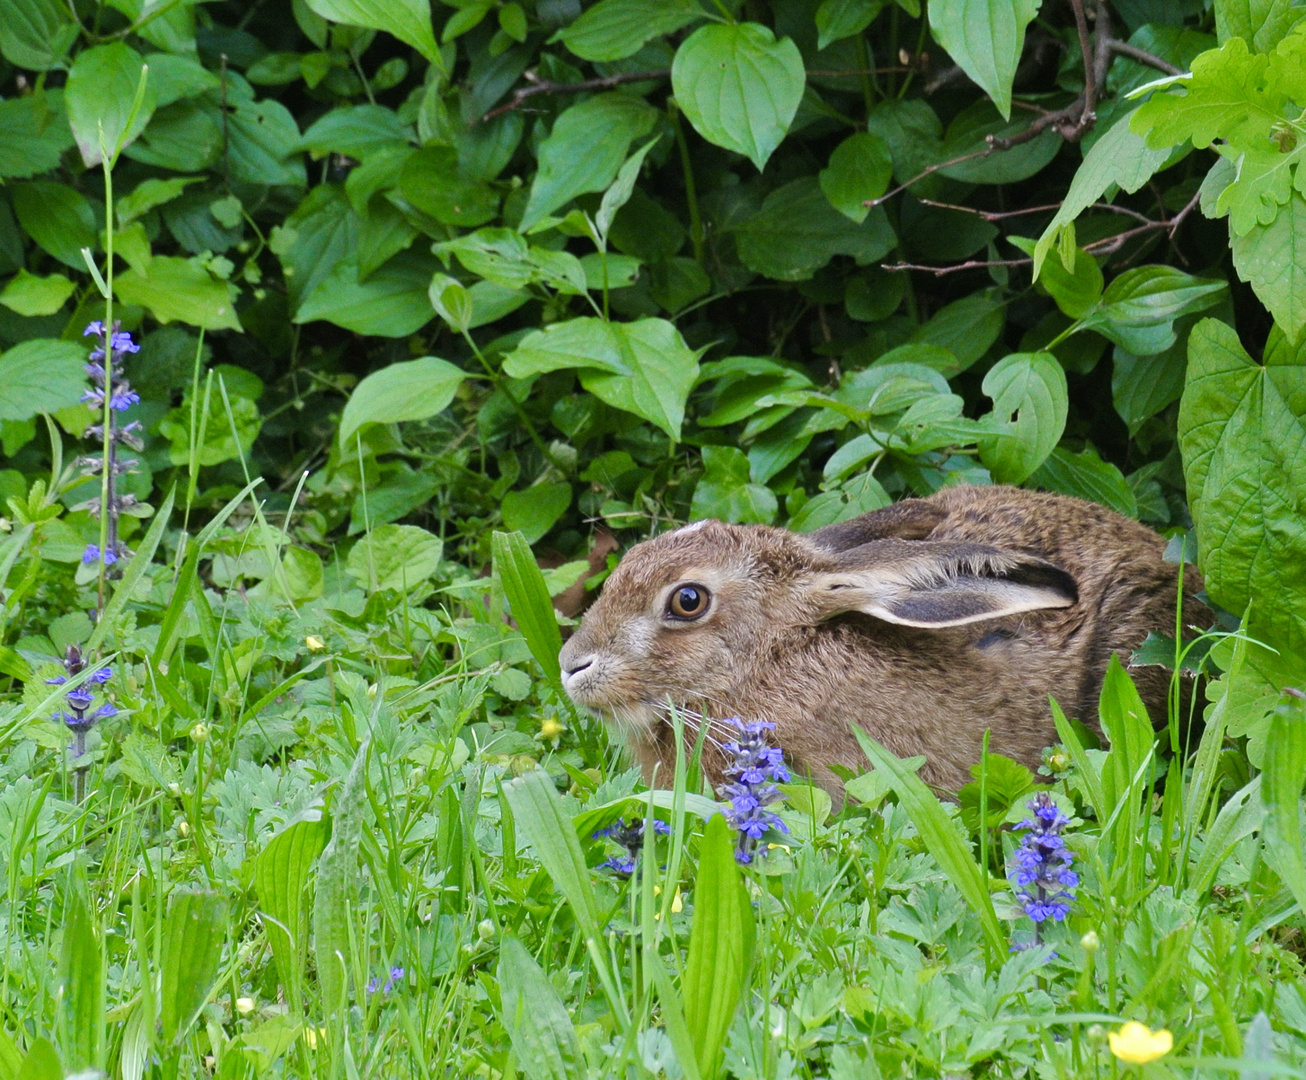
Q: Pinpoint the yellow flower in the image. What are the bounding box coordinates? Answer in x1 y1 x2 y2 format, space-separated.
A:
1109 1022 1173 1064
305 635 325 651
235 996 255 1016
540 718 564 740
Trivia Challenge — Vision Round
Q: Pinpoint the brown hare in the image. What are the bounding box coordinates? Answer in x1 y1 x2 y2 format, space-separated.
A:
558 484 1207 796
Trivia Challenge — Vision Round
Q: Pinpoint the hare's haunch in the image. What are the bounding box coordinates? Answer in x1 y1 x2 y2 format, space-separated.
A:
558 485 1207 796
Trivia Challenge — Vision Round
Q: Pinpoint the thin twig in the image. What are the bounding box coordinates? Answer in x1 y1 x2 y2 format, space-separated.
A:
915 197 1156 225
1108 39 1184 76
481 70 669 122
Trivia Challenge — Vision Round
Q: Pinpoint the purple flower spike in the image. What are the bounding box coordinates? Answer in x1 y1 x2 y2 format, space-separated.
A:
1008 792 1077 932
83 321 105 337
592 816 670 878
717 718 788 864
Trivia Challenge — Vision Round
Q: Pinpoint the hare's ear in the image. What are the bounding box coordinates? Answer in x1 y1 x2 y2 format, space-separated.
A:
807 540 1077 628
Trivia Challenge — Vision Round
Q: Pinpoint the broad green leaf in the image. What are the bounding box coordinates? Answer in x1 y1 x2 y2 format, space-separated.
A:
1011 239 1102 319
255 813 330 1012
294 252 436 337
115 257 242 332
502 768 602 938
497 936 585 1080
1032 111 1173 278
504 317 701 440
853 727 1007 963
937 100 1062 184
11 182 95 269
1259 699 1306 912
683 813 755 1080
1029 445 1138 518
65 43 156 167
492 530 564 683
1077 266 1227 355
0 270 73 317
338 356 466 446
124 102 223 173
1186 776 1263 898
346 524 443 592
816 0 885 49
0 0 77 70
313 742 369 1015
521 94 657 230
1216 0 1303 51
116 176 205 225
907 288 1006 372
977 352 1068 483
1179 319 1306 654
401 147 499 228
672 22 805 171
560 0 701 62
1231 191 1306 342
159 891 228 1045
691 446 778 524
279 185 358 313
58 891 104 1072
225 93 307 188
928 0 1040 119
1112 336 1188 435
734 177 897 281
304 0 442 66
298 104 410 161
0 340 88 420
502 483 572 544
13 1039 61 1080
819 133 892 223
0 94 75 179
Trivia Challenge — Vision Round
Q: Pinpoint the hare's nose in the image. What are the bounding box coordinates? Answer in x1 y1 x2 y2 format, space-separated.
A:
562 655 594 677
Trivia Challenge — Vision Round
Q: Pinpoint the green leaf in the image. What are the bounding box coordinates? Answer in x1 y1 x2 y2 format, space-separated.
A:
279 185 359 314
504 317 701 440
819 133 892 223
114 256 243 331
937 100 1062 184
0 94 75 179
294 252 435 337
13 1039 61 1080
907 288 1006 373
0 340 88 420
1179 319 1306 654
0 0 77 70
225 93 307 188
1231 191 1306 342
346 524 444 592
560 0 701 62
977 352 1068 483
1029 445 1138 518
65 42 156 166
0 270 73 317
338 356 466 446
596 137 661 241
12 182 95 269
928 0 1040 119
1032 111 1172 279
492 530 564 684
816 0 885 50
313 742 369 1015
400 147 499 228
117 175 205 225
683 813 755 1080
502 483 572 544
298 104 410 161
691 446 778 524
57 890 104 1073
1216 0 1304 51
497 936 586 1080
303 0 442 66
852 727 1007 963
521 94 657 230
1259 697 1306 913
672 22 805 172
1112 335 1189 435
255 812 330 1012
1077 266 1227 355
159 891 228 1045
1014 240 1101 319
502 768 602 938
733 177 897 281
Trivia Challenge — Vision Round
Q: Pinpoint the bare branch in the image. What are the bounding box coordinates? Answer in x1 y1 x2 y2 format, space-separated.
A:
1107 39 1183 76
481 70 670 122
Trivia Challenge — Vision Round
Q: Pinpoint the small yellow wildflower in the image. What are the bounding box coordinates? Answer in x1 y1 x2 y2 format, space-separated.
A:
540 718 564 740
1109 1022 1173 1064
305 635 325 651
235 997 256 1016
304 1026 327 1049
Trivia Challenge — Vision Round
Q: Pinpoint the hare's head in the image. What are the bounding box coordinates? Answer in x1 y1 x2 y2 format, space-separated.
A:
558 517 1079 739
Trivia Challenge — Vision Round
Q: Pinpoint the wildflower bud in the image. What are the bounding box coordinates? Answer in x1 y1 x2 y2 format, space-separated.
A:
235 996 256 1016
190 722 209 743
1047 751 1071 772
1080 930 1100 953
539 718 563 740
305 635 325 651
1086 1024 1106 1045
477 919 495 941
366 683 378 697
167 782 182 798
177 820 190 837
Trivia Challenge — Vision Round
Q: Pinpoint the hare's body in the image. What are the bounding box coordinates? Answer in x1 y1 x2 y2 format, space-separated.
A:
560 485 1206 795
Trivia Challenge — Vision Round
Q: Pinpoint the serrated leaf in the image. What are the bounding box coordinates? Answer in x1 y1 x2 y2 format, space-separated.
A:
672 22 805 172
346 524 443 592
977 352 1068 483
1231 190 1306 341
1216 0 1304 52
928 0 1040 119
338 356 466 446
314 743 368 1015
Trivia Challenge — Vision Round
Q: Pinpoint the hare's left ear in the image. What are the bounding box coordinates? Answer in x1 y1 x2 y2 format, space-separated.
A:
806 540 1078 628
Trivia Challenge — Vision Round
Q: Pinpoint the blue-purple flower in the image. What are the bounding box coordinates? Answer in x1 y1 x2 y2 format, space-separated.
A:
366 965 404 994
1009 792 1078 928
592 816 671 877
717 720 789 864
49 644 115 786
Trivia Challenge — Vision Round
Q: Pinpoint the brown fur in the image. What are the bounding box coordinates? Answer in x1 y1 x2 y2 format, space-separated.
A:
558 485 1208 797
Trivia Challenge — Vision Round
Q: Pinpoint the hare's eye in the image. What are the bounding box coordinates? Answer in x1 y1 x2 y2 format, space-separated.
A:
667 584 710 620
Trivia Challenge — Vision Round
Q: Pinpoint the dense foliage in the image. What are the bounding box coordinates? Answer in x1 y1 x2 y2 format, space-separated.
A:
0 0 1304 1075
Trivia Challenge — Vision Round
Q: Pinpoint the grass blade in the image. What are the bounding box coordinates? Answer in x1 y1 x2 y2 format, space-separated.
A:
492 530 563 685
496 936 585 1080
647 951 703 1080
683 812 754 1080
1259 698 1306 913
853 725 1006 965
1186 777 1263 899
